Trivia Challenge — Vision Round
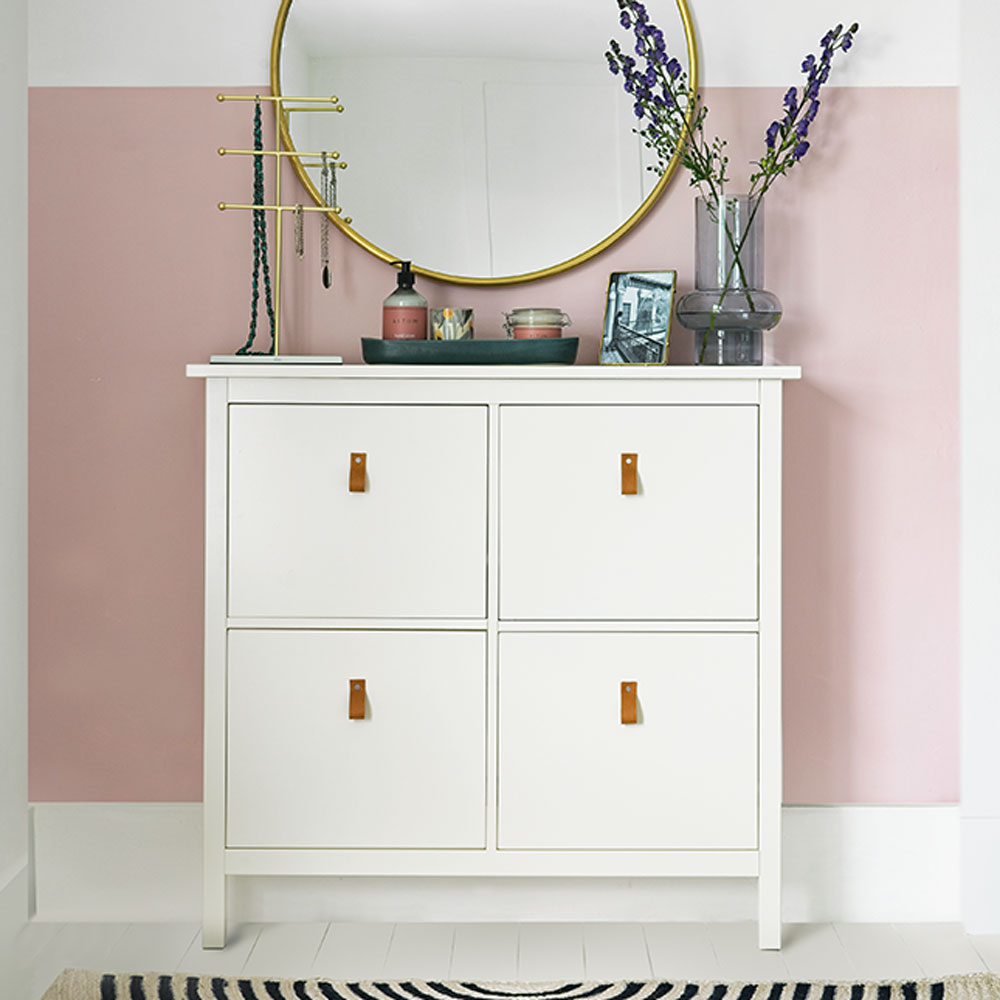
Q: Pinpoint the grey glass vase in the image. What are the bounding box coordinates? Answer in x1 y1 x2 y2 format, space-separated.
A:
675 194 782 365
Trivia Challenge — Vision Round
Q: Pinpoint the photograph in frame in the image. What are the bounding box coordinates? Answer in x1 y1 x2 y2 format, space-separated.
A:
600 270 676 365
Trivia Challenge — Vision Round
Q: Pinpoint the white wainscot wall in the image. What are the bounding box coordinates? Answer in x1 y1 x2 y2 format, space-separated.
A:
29 803 958 925
26 0 958 89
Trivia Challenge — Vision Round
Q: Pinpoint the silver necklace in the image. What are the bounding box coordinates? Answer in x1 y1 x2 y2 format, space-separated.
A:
293 204 304 260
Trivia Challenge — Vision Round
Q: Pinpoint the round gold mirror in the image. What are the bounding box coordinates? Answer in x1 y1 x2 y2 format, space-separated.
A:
270 0 698 285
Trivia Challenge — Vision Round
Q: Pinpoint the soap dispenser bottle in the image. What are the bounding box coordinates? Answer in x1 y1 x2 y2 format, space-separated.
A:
382 260 428 340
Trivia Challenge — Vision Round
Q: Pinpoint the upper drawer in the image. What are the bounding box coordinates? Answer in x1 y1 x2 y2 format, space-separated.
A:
228 404 488 618
498 405 759 620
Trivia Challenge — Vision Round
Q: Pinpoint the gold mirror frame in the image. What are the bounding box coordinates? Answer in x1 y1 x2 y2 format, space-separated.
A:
269 0 699 286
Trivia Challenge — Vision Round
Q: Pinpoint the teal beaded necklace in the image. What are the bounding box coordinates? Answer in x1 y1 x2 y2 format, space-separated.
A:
236 98 276 355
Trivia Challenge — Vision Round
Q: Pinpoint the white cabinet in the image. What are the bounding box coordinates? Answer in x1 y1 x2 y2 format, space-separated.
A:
188 363 799 951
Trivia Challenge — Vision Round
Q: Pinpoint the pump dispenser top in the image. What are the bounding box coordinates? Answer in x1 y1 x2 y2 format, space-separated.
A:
382 260 428 340
395 261 416 290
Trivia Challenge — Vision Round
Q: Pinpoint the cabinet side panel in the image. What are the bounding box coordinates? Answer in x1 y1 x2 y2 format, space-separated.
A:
758 379 784 947
202 378 228 947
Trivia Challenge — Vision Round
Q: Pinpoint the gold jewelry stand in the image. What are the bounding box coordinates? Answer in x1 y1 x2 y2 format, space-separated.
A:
217 93 350 354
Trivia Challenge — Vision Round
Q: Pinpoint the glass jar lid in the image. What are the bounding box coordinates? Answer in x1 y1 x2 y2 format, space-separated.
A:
504 307 572 327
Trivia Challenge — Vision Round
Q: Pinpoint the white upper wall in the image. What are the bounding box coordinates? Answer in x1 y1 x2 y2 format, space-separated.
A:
960 0 1000 933
28 0 959 88
28 0 274 86
1 0 28 885
696 0 958 87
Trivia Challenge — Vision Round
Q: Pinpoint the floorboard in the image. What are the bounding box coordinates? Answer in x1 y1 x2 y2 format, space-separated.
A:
450 923 519 982
832 923 924 981
174 922 262 976
516 923 585 981
382 922 455 980
707 922 790 982
102 922 200 975
780 923 854 982
312 922 395 979
971 934 1000 974
643 922 719 981
582 923 651 980
241 922 329 979
893 923 987 978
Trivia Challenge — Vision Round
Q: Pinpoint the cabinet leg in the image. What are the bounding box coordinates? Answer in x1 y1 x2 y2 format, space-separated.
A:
758 866 782 950
202 874 227 949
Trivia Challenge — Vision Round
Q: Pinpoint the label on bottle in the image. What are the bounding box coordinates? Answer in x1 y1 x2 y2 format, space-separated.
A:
383 306 428 340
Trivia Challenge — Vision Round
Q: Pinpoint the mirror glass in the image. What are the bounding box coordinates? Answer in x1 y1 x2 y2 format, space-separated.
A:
272 0 696 284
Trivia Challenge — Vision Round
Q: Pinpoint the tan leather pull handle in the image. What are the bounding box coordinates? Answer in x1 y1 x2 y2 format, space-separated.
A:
349 678 366 720
349 452 367 492
621 453 638 495
621 681 638 724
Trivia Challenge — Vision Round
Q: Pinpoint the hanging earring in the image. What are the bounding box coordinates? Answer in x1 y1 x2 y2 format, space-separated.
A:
293 204 304 261
320 153 332 289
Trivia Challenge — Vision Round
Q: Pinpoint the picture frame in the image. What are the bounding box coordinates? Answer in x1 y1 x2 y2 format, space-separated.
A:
599 270 676 365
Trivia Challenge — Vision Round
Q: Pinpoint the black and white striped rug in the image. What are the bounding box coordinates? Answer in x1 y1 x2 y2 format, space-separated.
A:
40 972 1000 1000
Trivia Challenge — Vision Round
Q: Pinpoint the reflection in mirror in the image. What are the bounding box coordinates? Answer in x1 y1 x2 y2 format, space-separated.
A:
272 0 697 284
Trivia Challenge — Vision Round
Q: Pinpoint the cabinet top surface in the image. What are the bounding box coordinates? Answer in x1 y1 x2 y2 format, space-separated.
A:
186 362 801 380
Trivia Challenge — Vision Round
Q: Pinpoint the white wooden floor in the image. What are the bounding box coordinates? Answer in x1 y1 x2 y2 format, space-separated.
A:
11 921 1000 1000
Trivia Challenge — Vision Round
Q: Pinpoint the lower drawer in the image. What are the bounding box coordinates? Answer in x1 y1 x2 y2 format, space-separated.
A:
498 631 759 850
226 629 486 849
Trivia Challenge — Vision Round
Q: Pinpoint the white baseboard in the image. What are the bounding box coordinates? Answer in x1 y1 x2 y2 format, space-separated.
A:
0 857 27 901
29 803 960 924
961 815 1000 933
0 859 28 981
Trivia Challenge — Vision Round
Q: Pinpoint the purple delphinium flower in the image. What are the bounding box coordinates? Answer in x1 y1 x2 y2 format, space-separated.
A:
608 0 858 201
754 23 857 179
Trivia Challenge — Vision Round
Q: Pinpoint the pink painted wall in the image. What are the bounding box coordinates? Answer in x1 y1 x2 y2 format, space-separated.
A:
28 85 958 803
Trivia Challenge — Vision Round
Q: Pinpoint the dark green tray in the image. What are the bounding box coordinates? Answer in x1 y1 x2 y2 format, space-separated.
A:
362 337 578 365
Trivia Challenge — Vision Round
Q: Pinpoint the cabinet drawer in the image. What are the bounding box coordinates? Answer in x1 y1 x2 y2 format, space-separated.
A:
227 629 486 848
498 405 758 620
498 631 758 849
228 405 487 618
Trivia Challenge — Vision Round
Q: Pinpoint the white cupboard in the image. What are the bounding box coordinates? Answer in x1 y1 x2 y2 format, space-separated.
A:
188 363 800 950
